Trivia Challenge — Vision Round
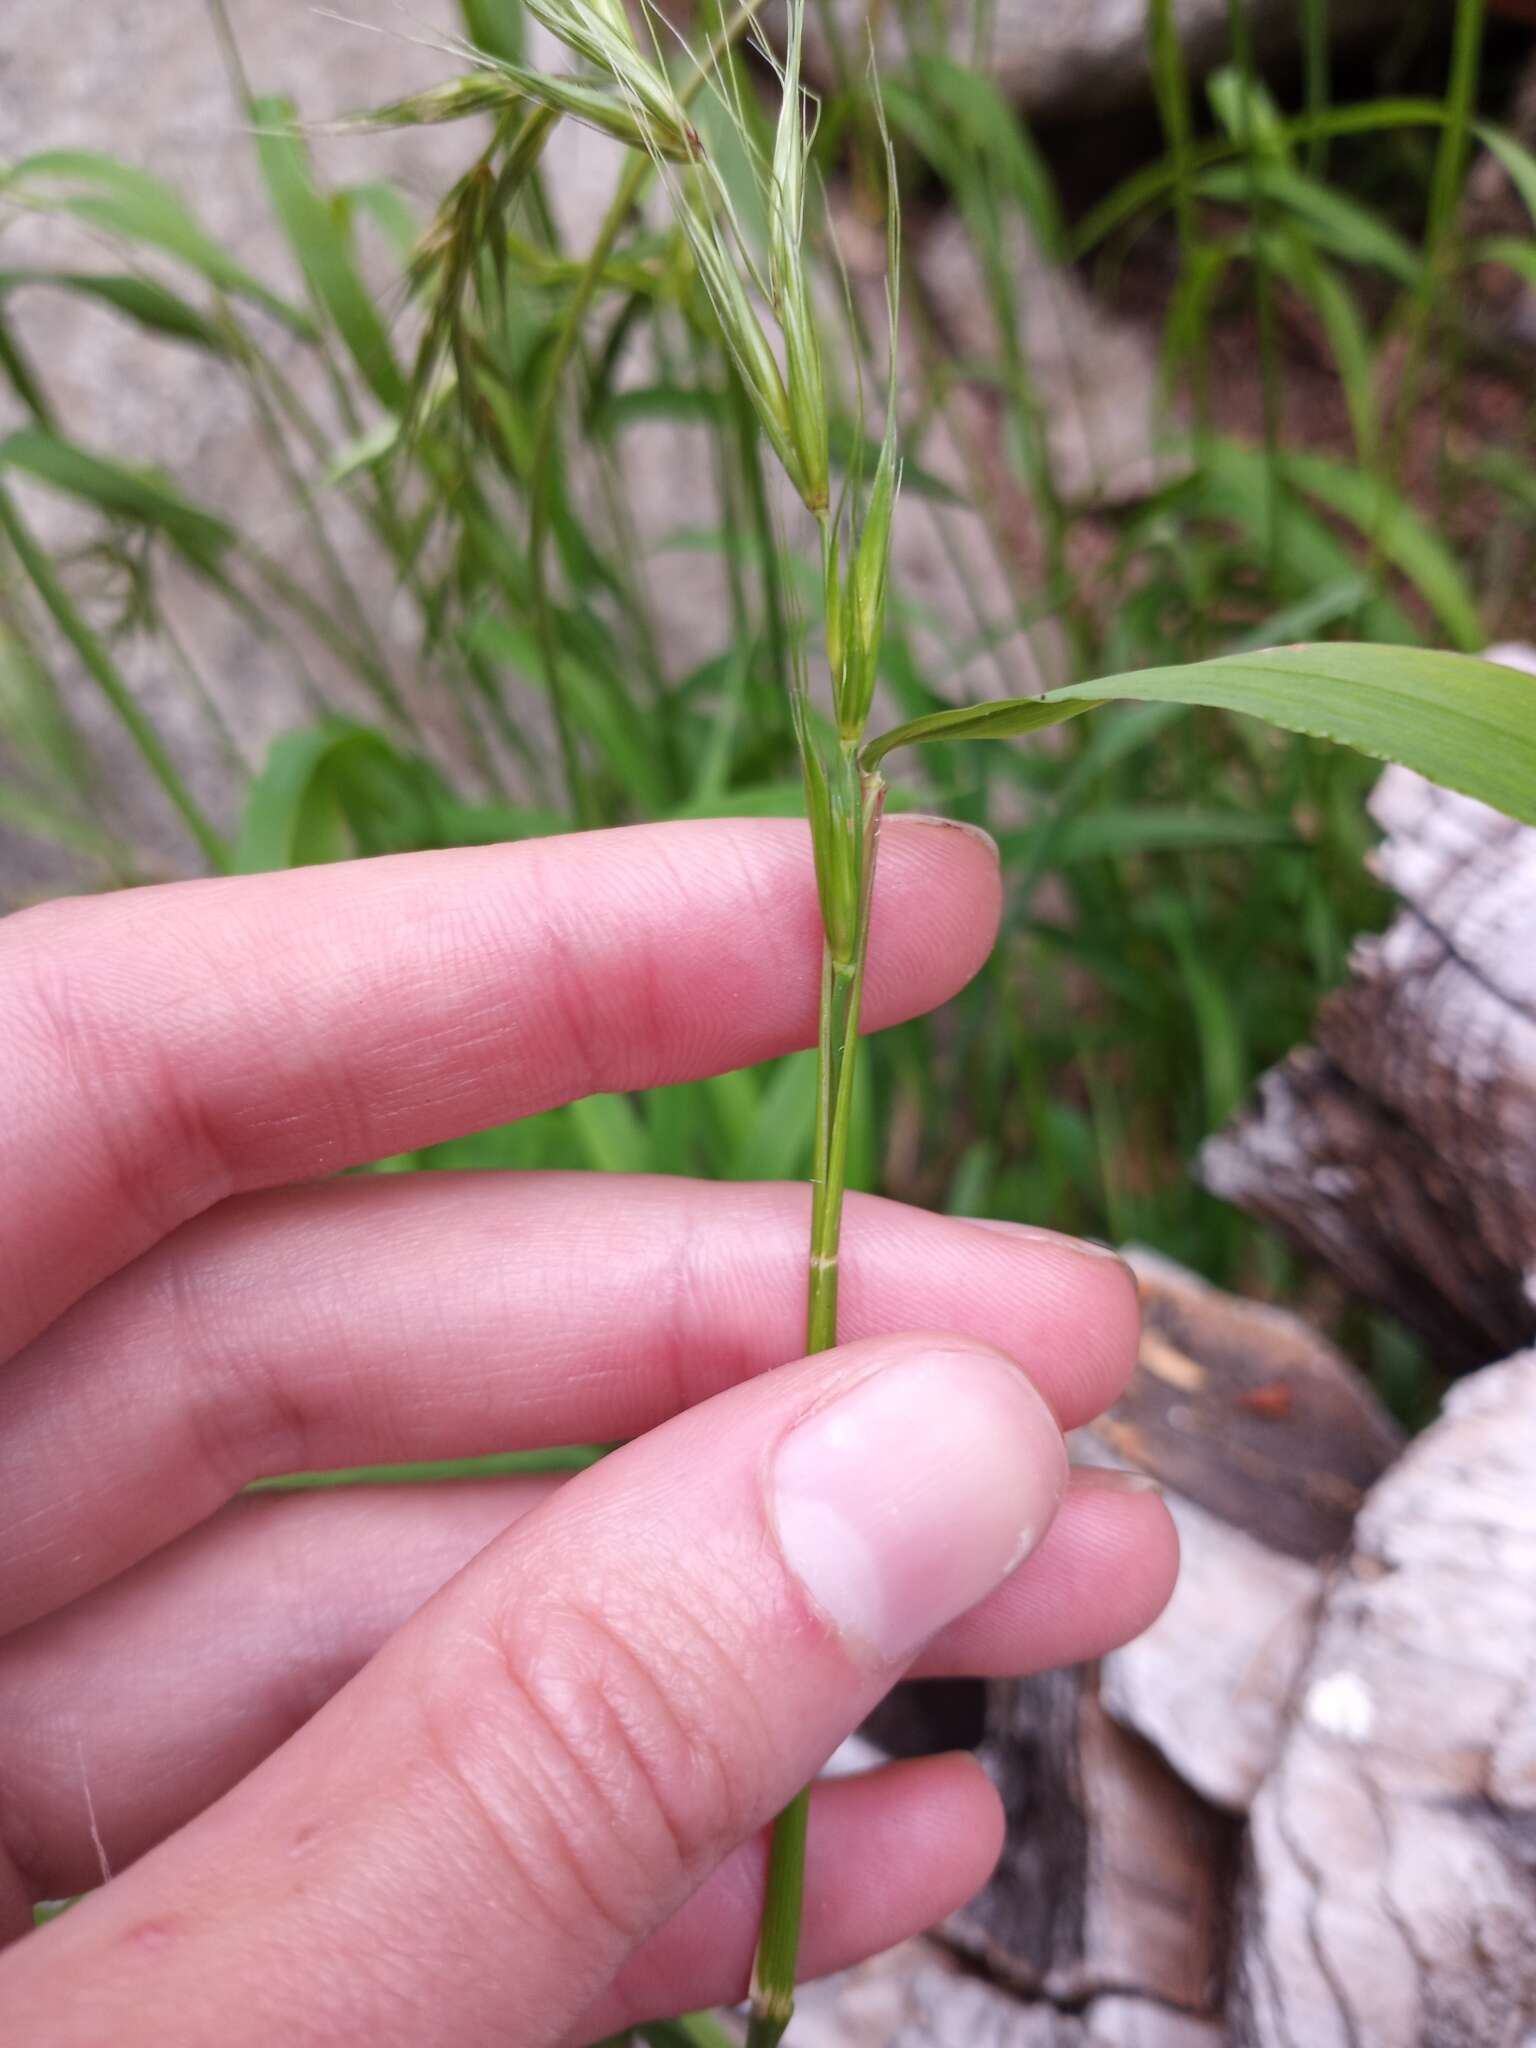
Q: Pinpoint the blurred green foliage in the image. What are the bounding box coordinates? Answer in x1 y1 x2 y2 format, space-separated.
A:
7 0 1531 1419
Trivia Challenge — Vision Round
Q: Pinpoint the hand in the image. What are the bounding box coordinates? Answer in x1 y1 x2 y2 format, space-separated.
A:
0 816 1176 2046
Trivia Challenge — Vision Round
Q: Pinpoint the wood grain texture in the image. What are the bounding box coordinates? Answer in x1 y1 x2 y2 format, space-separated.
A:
1203 747 1536 1370
1106 1250 1402 1561
783 1937 1226 2047
861 1255 1401 2038
1231 1349 1536 2047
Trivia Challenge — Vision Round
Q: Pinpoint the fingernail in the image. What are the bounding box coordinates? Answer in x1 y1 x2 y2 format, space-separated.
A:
771 1346 1065 1664
965 1217 1126 1262
898 813 1000 862
1069 1464 1162 1497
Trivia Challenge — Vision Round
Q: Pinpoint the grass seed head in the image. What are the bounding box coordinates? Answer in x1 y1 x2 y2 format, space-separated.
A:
677 179 797 485
840 426 897 734
794 690 862 966
513 0 697 156
768 0 828 513
330 77 527 129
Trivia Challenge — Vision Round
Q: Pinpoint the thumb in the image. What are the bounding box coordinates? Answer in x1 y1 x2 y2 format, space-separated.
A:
0 1333 1067 2048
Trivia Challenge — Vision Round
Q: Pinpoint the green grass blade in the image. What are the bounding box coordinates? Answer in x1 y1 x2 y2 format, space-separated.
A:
1279 448 1482 649
0 311 53 423
0 481 231 869
668 780 809 821
687 644 754 806
235 720 456 871
430 801 570 845
1474 234 1536 292
252 1445 608 1492
1155 896 1248 1129
1476 124 1536 228
635 2015 739 2048
568 1092 651 1174
1192 438 1412 640
1226 575 1373 650
459 0 527 62
1071 97 1451 257
871 647 1536 824
1206 62 1290 160
250 96 406 411
336 181 421 268
863 694 1095 769
1159 240 1230 400
236 721 383 871
0 611 84 780
1147 0 1199 264
906 55 1064 256
0 425 236 569
3 149 315 334
1046 644 1536 823
1262 235 1377 466
0 270 230 351
467 615 670 814
1302 0 1330 175
733 1050 817 1182
1030 804 1295 863
1193 163 1421 285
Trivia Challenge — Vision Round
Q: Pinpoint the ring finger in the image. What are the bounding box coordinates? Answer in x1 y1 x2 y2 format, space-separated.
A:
0 1466 1175 1900
0 1174 1140 1631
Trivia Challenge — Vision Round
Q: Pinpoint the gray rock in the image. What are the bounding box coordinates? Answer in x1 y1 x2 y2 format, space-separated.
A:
798 0 1400 120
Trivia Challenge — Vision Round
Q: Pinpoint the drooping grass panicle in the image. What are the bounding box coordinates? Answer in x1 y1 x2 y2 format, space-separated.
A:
767 1 829 515
512 0 701 157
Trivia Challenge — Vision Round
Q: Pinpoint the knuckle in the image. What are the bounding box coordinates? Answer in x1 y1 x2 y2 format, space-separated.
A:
160 1216 314 1495
5 909 233 1246
418 1579 760 1949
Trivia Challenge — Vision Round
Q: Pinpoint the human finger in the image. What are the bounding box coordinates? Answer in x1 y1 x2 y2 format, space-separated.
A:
0 1177 1136 1629
0 1469 1171 1898
0 1329 1065 2045
0 814 999 1360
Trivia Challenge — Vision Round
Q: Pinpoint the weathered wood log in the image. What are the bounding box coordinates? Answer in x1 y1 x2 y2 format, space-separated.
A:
834 738 1536 2041
787 1935 1225 2046
1230 1347 1536 2047
1202 722 1536 1371
855 1251 1401 2040
1098 1250 1402 1564
950 1667 1239 2019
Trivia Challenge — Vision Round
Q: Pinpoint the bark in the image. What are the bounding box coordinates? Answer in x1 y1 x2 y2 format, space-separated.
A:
1202 758 1536 1370
1230 1349 1536 2048
837 753 1536 2044
857 1253 1402 2041
786 1938 1225 2047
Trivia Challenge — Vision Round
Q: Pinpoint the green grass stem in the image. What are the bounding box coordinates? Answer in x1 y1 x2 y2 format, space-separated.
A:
0 481 231 871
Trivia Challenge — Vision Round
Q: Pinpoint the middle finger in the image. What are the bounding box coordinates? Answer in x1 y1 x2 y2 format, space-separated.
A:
0 1173 1139 1631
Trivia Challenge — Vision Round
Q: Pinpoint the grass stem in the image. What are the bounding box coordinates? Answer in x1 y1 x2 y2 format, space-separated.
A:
748 757 883 2046
0 482 231 872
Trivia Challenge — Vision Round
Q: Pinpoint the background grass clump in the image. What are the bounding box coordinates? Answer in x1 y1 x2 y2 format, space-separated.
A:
6 0 1536 1422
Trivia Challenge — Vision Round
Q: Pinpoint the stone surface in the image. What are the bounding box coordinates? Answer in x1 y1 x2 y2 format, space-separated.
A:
0 0 1178 911
0 1 487 895
918 211 1179 512
797 0 1401 120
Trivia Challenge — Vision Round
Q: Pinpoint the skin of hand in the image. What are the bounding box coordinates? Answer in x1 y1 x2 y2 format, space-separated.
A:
0 815 1177 2047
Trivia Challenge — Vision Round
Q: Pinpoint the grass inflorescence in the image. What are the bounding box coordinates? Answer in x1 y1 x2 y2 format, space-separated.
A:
8 31 1536 2025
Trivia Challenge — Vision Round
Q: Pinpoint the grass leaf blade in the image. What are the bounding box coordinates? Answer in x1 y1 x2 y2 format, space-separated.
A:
1048 643 1536 824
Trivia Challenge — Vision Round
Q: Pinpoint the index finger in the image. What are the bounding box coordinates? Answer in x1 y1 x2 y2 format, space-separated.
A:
0 815 1000 1359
